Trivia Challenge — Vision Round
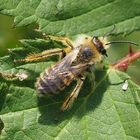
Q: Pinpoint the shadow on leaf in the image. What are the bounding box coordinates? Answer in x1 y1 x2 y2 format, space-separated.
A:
37 70 110 125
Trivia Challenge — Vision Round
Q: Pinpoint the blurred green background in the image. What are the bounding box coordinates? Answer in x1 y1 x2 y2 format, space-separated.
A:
0 14 140 84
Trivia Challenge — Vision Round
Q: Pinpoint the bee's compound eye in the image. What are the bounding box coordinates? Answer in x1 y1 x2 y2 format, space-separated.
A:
93 36 98 39
93 36 98 40
101 48 108 57
92 36 98 44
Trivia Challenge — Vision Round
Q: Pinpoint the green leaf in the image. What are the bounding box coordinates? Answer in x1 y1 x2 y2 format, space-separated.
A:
0 0 140 36
0 0 140 139
0 39 140 140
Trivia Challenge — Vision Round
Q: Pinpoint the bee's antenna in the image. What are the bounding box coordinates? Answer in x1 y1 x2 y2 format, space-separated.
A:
105 41 139 46
103 25 116 38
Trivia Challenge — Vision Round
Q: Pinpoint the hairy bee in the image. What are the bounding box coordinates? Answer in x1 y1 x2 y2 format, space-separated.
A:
8 33 138 111
33 35 109 111
13 34 113 111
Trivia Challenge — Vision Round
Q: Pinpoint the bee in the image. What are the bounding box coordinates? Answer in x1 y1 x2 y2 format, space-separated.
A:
18 35 108 111
37 35 108 110
14 34 138 112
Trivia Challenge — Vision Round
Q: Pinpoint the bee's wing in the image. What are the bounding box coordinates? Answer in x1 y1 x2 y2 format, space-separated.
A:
50 47 80 74
59 47 80 68
69 64 89 76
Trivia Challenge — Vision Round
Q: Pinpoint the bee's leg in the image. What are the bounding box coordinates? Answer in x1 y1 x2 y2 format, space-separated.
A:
86 66 95 87
61 77 85 112
87 72 95 88
14 48 66 63
35 30 74 50
47 35 74 51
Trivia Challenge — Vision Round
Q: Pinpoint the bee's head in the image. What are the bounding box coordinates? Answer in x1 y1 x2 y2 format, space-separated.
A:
92 36 108 57
74 34 109 63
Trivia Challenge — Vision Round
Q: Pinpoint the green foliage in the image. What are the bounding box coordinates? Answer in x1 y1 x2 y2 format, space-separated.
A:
0 0 140 140
0 0 140 36
0 39 140 140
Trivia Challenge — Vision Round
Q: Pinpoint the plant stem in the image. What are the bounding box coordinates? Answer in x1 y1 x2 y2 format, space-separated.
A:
112 49 140 71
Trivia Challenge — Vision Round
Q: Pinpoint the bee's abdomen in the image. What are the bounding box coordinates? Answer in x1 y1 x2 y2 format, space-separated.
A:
35 70 74 95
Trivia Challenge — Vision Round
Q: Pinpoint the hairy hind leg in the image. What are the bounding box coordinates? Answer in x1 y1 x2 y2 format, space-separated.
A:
14 48 67 63
14 35 74 63
48 35 74 50
61 77 85 112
